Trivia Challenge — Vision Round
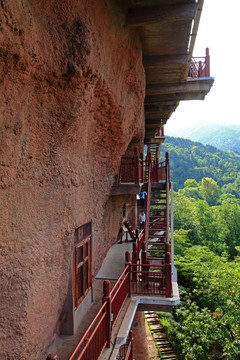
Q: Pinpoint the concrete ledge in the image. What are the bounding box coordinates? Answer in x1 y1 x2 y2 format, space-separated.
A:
111 183 142 195
104 281 180 360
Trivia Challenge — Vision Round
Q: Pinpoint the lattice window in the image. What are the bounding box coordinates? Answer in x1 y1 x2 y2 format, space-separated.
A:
73 222 92 308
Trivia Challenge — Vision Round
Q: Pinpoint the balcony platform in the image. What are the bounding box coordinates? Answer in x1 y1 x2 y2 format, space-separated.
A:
97 242 179 360
47 238 179 360
111 182 143 196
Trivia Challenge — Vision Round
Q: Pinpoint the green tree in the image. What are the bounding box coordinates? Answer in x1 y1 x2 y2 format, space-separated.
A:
199 177 221 206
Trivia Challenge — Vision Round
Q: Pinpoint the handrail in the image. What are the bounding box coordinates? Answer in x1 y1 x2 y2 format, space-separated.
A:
123 221 136 242
144 153 151 244
110 266 130 327
62 153 173 360
189 48 210 78
117 330 133 360
68 301 108 360
64 255 172 360
118 147 144 184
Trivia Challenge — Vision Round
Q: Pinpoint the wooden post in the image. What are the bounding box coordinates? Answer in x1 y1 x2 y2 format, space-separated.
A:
129 330 134 360
135 228 140 259
205 47 210 77
141 242 147 282
125 251 131 296
165 152 169 248
132 242 138 282
119 226 123 244
140 152 144 182
165 244 172 297
155 157 159 182
134 147 139 184
103 280 111 347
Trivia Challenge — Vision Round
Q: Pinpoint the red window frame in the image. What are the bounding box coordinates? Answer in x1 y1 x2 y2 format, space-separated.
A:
73 222 92 309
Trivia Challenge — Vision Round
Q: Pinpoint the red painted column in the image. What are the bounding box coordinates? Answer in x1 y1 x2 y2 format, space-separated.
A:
205 47 210 77
140 152 144 182
103 280 112 347
125 251 131 296
155 157 159 182
129 330 134 360
141 242 148 283
165 244 172 297
132 242 138 282
134 147 139 184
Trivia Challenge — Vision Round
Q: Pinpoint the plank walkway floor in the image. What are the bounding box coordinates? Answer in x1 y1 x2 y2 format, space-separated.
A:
145 311 176 360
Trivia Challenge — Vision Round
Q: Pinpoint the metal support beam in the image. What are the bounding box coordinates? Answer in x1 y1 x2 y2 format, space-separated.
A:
126 3 198 27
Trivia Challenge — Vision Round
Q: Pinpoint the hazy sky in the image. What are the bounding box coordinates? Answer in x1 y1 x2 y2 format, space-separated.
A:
165 0 240 133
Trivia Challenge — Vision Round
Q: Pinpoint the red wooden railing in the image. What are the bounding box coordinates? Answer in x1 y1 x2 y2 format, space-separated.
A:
53 153 172 360
118 147 144 184
117 331 133 360
130 263 166 295
144 153 152 243
63 253 171 360
189 47 210 78
67 301 108 360
110 266 130 327
156 127 164 137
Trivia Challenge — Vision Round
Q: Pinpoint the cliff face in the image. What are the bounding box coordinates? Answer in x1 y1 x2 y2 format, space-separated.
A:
0 1 145 358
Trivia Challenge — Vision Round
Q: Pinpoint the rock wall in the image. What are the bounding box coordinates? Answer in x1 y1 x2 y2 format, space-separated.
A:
0 0 145 359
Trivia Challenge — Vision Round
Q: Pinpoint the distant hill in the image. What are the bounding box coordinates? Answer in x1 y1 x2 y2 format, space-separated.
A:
160 136 240 194
166 123 240 154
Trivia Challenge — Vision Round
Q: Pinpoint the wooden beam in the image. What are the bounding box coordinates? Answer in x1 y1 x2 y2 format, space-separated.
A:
146 79 214 96
143 54 188 68
126 3 198 27
145 119 168 126
145 104 177 113
145 92 207 103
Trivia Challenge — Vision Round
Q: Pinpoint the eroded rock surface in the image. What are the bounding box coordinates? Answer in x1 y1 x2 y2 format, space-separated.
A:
0 1 145 359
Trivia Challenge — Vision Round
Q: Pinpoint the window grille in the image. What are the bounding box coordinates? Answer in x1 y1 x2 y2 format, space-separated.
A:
73 222 92 308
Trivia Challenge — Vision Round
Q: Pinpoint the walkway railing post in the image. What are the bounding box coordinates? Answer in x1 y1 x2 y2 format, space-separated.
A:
134 147 139 184
103 280 112 347
140 152 143 182
155 157 159 182
132 242 138 282
135 228 140 259
205 47 210 77
129 330 134 360
165 244 172 297
125 251 131 296
141 241 148 282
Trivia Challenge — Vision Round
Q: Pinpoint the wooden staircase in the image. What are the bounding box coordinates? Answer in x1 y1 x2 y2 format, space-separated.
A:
147 183 167 262
145 311 176 360
148 143 160 161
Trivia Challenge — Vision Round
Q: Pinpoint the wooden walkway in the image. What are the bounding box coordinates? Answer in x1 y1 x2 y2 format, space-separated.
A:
145 312 176 360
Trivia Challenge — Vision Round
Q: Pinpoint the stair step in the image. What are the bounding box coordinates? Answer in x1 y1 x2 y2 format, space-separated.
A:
147 256 165 260
148 234 165 237
148 240 165 244
150 207 166 210
147 249 165 253
149 221 166 225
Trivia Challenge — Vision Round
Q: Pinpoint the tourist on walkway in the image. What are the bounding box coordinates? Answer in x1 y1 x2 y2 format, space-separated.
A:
140 191 147 208
139 211 146 230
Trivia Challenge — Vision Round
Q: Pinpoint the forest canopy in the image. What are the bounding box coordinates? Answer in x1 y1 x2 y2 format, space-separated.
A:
157 137 240 359
160 136 240 197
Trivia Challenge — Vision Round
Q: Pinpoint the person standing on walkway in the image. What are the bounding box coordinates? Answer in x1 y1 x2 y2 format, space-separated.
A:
139 211 146 230
140 191 147 208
